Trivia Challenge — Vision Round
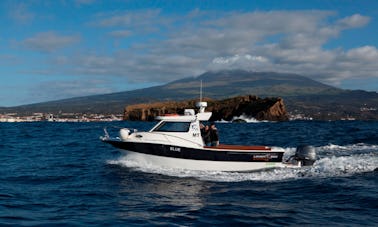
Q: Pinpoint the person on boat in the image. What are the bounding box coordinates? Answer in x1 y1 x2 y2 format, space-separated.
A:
210 122 219 146
202 125 212 146
200 123 205 138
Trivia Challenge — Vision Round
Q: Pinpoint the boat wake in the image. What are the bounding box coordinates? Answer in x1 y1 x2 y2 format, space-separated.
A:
107 143 378 182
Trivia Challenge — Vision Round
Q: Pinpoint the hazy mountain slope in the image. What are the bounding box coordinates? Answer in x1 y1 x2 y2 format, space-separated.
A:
165 70 340 98
2 70 377 120
286 90 378 120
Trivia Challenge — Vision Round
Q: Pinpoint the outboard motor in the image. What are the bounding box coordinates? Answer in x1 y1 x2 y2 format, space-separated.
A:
294 145 316 166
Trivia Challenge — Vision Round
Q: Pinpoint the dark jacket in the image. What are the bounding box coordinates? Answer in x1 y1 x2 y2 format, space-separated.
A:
202 129 211 143
210 128 219 142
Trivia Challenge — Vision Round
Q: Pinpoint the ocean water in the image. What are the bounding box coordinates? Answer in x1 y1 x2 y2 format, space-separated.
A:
0 121 377 226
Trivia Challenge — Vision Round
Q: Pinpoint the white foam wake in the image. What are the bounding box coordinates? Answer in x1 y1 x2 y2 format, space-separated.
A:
107 143 378 182
318 143 378 152
216 114 268 123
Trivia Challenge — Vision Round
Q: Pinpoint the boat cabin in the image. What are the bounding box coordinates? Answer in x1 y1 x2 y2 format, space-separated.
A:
145 103 212 147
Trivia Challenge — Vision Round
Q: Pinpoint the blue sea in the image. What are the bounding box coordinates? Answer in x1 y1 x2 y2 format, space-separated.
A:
0 121 377 226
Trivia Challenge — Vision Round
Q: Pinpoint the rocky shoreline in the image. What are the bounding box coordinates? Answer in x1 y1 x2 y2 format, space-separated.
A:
123 95 288 121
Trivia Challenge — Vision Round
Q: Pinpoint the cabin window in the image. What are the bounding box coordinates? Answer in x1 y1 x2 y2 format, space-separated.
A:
153 121 191 132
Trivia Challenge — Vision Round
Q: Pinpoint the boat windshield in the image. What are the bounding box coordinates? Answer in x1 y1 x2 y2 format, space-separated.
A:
153 121 191 132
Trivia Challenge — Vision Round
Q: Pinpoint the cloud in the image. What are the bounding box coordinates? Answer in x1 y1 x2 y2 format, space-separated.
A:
108 30 132 38
36 10 377 88
211 54 269 71
346 45 378 61
330 46 378 82
29 79 113 102
67 52 205 83
21 31 81 53
8 2 35 24
94 9 166 33
0 54 20 66
336 14 370 29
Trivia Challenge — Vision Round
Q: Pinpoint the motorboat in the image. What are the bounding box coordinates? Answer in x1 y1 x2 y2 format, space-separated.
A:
101 101 316 172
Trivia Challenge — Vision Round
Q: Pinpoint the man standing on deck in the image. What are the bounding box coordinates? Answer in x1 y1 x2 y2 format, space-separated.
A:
210 122 219 146
202 125 211 146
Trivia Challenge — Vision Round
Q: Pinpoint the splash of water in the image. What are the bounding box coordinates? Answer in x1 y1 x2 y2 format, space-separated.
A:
216 114 268 123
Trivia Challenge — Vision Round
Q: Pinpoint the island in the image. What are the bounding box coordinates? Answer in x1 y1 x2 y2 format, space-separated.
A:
123 95 288 122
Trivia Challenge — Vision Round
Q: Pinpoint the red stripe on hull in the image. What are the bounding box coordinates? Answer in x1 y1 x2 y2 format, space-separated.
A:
204 144 271 151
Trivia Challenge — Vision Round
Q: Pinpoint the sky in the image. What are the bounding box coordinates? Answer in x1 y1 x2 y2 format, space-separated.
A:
1 0 378 107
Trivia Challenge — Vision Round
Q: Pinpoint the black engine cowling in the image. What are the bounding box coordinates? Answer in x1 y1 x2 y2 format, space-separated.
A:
294 145 316 166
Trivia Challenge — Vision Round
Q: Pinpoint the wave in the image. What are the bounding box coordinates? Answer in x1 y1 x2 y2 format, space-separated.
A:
318 143 378 152
316 143 378 157
216 114 268 123
107 143 378 182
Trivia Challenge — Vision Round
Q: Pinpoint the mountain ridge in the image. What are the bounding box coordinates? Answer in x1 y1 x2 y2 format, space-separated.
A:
1 70 377 120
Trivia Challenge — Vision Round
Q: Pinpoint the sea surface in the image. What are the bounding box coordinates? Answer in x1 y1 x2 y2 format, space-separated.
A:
0 120 377 226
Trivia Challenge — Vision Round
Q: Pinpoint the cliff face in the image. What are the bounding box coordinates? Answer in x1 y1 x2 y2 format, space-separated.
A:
207 95 288 121
124 95 288 121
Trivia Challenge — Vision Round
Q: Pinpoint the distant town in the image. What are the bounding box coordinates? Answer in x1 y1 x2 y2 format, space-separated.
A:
0 111 368 122
0 113 123 122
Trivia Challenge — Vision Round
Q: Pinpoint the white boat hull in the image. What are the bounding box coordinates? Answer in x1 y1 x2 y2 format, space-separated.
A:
122 150 289 172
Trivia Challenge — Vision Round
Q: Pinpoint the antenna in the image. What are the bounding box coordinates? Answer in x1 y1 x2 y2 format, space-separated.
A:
200 80 203 102
196 80 207 113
